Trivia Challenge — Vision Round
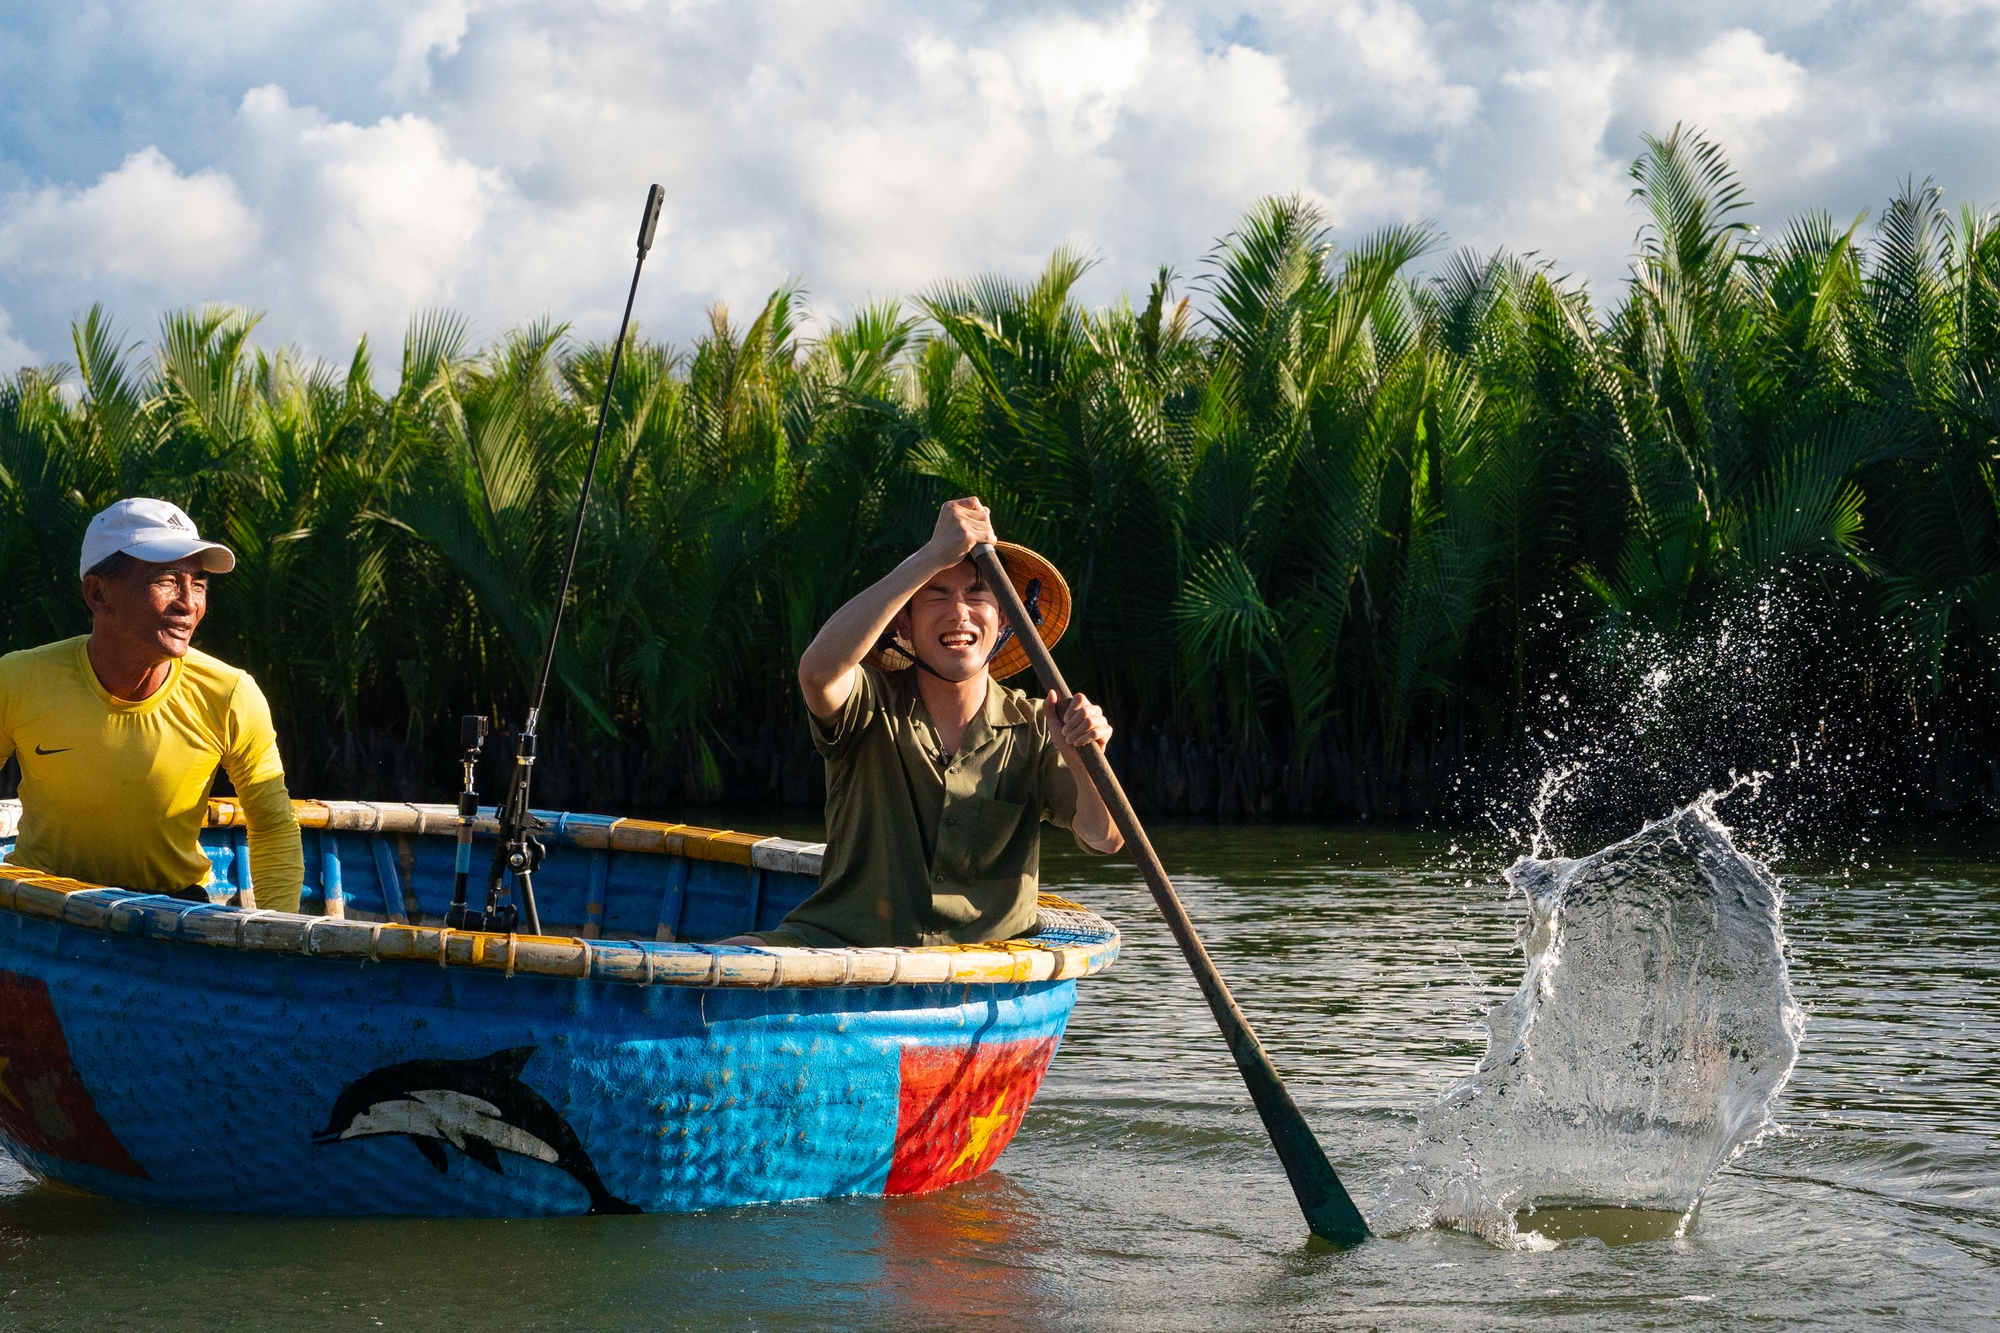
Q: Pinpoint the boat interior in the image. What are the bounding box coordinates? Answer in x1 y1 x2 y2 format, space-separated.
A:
2 800 822 944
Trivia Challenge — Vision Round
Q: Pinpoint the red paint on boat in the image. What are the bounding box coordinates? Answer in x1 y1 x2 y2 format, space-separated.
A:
0 970 149 1179
886 1036 1057 1194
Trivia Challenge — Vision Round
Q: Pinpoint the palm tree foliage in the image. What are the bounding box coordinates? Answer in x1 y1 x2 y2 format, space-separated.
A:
1 130 1994 818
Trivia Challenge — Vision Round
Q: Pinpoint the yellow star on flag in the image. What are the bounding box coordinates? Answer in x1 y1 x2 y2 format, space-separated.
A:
949 1091 1010 1172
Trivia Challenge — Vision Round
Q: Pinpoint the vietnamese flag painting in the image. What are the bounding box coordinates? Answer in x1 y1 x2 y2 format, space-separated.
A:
885 1036 1058 1195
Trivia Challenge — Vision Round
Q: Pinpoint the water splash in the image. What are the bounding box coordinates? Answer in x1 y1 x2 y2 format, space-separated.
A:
1458 575 1927 868
1526 763 1580 860
1383 793 1804 1248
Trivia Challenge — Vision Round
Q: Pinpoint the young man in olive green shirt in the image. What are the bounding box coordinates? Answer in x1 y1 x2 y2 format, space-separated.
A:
743 498 1121 948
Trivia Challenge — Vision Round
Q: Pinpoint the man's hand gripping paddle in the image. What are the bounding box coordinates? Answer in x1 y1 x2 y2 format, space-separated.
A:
969 542 1370 1248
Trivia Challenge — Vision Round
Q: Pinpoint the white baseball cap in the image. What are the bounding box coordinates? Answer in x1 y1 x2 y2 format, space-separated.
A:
79 498 236 579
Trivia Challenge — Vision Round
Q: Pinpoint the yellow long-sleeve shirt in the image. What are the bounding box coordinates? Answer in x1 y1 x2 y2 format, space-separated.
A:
0 636 303 912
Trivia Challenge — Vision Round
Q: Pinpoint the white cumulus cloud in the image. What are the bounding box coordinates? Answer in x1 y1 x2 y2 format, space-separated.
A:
0 148 259 285
234 86 502 339
1647 29 1810 153
2 2 2000 365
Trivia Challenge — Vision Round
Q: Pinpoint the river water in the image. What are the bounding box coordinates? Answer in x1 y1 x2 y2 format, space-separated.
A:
1 822 1995 1330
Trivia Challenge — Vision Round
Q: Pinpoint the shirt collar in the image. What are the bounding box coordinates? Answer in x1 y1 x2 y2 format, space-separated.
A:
900 671 1033 760
892 667 1035 756
950 677 1011 759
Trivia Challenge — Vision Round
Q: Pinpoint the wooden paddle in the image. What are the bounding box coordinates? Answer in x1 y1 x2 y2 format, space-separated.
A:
970 543 1371 1248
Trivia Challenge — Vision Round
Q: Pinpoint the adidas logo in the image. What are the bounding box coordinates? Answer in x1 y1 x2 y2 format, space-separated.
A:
166 513 186 528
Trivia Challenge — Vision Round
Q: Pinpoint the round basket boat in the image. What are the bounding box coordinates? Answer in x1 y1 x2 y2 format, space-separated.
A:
0 798 1119 1217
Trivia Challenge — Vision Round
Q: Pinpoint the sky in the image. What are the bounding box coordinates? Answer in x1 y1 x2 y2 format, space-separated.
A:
3 0 1999 373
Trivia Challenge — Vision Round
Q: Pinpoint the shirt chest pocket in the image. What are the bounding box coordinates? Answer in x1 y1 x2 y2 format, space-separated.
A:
942 793 1028 874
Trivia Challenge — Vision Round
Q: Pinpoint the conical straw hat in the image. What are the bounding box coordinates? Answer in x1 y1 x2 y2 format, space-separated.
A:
868 541 1071 681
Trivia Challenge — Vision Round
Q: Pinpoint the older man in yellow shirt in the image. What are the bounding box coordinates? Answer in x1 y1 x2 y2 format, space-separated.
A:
0 499 303 911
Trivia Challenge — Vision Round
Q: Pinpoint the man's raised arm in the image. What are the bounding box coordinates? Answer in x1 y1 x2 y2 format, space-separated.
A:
798 497 998 722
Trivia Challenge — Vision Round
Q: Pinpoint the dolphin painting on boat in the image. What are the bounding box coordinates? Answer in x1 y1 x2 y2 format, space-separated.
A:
314 1046 641 1214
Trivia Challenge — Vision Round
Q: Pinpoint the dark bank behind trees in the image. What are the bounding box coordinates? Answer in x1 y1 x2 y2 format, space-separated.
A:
0 129 1995 826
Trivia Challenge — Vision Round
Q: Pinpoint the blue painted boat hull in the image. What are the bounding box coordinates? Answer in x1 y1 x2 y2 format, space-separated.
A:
0 803 1114 1216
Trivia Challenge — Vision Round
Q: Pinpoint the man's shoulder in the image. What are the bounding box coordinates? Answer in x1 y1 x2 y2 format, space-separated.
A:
986 676 1046 729
854 661 917 708
0 636 87 684
856 660 901 687
178 647 258 705
812 662 899 759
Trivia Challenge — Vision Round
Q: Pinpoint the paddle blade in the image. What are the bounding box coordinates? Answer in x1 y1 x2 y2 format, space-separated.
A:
1273 1107 1372 1247
1227 999 1371 1246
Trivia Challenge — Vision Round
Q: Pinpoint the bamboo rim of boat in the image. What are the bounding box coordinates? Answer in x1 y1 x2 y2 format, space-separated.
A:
0 798 1120 990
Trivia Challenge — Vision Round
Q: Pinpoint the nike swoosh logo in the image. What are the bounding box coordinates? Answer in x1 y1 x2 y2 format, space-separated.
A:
33 745 70 756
